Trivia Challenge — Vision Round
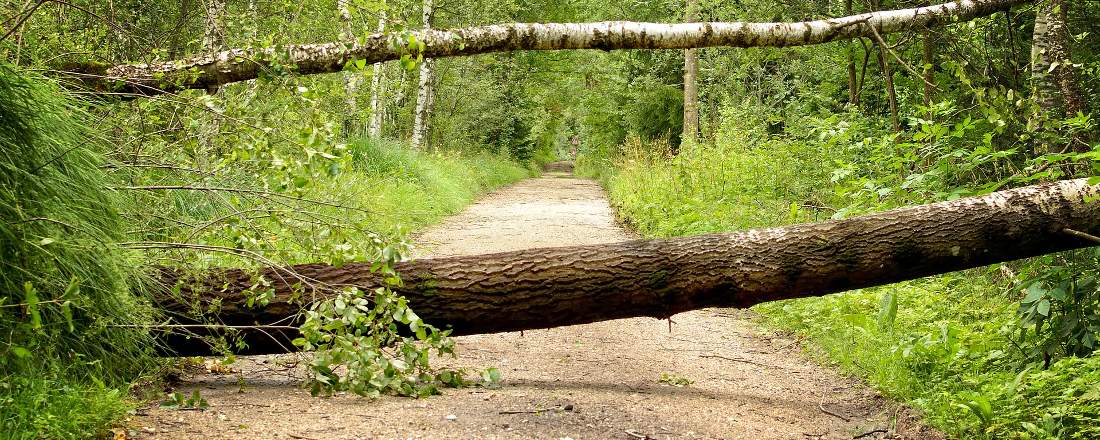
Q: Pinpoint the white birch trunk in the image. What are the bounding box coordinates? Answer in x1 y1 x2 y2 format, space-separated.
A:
198 0 226 157
202 0 227 53
411 0 435 150
74 0 1031 96
682 0 700 146
338 0 359 137
368 13 388 138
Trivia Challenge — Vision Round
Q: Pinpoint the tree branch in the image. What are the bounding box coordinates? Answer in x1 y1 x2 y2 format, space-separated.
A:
59 0 1030 97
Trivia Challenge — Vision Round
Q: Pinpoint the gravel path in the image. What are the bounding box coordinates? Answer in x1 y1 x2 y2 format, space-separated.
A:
129 168 940 439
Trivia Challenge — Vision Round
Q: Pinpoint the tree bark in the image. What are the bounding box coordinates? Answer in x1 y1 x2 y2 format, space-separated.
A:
411 0 435 150
845 0 860 105
1029 0 1089 150
64 0 1030 97
368 12 387 138
154 178 1100 356
339 0 360 138
877 39 900 132
197 0 225 155
201 0 226 53
922 25 936 107
870 0 900 132
682 0 700 146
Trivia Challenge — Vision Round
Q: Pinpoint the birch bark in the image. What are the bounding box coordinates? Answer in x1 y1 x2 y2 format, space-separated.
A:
412 0 435 150
368 12 388 138
682 0 700 146
69 0 1031 97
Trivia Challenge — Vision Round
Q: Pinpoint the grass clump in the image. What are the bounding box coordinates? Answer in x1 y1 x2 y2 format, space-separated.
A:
0 65 155 438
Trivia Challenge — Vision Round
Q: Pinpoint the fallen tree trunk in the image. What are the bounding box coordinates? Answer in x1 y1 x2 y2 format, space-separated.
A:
156 178 1100 356
66 0 1028 97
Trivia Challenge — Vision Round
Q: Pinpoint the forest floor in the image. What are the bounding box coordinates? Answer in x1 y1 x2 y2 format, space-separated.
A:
128 165 942 440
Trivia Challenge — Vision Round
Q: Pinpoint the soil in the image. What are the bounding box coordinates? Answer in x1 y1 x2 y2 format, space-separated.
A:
127 166 943 440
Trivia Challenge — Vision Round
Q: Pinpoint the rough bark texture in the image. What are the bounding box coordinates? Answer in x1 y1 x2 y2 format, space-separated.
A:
411 0 435 150
682 0 700 145
202 0 226 52
1030 0 1084 117
156 178 1100 356
1029 0 1089 151
64 0 1030 97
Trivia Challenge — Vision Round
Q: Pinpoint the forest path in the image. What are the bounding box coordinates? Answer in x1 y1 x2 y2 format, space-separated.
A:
130 166 939 440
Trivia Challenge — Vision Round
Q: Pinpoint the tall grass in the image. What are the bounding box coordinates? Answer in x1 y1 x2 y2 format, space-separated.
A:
0 65 156 438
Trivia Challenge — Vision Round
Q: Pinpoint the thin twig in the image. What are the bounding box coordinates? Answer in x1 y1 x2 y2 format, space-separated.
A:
0 0 45 43
109 324 297 330
112 185 371 213
624 430 655 440
1064 228 1100 244
700 354 785 369
853 428 888 439
867 24 940 92
818 388 851 422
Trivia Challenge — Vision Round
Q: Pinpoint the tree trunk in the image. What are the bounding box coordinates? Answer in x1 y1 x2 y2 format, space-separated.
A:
922 26 936 107
682 0 700 147
1030 0 1089 150
845 0 860 105
339 0 359 138
65 0 1030 97
870 0 900 132
411 0 435 150
368 12 387 138
198 0 225 157
154 178 1100 356
875 43 900 132
202 0 227 54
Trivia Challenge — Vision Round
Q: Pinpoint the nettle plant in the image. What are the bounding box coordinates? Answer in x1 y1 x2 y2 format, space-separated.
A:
292 244 499 398
1013 249 1100 366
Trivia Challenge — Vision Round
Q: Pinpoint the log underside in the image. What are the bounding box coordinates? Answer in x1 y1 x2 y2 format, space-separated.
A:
155 178 1100 356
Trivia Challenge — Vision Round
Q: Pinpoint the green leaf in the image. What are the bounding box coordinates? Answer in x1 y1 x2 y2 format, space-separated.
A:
1036 299 1051 316
23 282 41 330
877 291 898 329
10 346 31 359
60 301 74 333
1022 283 1046 303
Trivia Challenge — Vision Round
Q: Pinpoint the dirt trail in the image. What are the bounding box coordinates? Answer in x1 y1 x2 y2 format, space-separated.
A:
131 168 940 440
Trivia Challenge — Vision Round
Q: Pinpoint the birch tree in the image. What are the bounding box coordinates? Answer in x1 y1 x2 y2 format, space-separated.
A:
368 12 388 138
1030 0 1089 150
411 0 435 150
338 0 360 137
682 0 700 146
65 0 1032 97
